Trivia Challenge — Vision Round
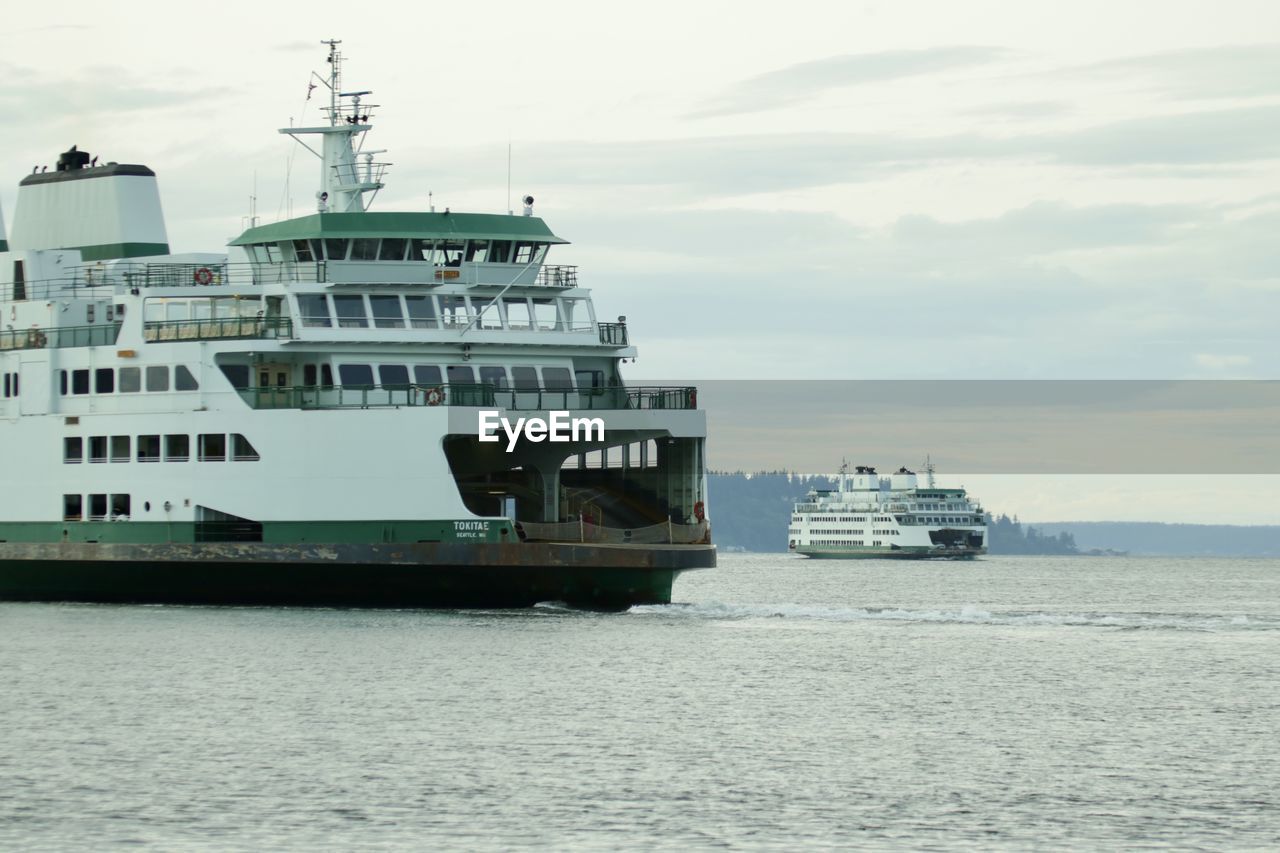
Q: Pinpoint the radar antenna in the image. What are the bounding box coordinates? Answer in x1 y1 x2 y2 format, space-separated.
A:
279 40 389 213
923 455 936 489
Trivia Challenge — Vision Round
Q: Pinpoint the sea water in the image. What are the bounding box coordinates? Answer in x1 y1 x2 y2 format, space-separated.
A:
1 554 1277 850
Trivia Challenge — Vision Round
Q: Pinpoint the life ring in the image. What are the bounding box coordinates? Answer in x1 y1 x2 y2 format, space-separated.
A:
193 267 214 285
693 500 706 522
425 386 445 406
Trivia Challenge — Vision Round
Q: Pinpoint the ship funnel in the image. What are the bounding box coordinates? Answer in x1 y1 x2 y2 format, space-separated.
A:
9 147 170 261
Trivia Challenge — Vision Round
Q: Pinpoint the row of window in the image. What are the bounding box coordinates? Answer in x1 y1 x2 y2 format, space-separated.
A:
3 372 17 399
64 493 131 521
792 515 871 522
912 517 983 525
295 293 586 332
247 238 552 266
59 365 199 397
220 362 589 392
64 434 259 464
806 540 869 546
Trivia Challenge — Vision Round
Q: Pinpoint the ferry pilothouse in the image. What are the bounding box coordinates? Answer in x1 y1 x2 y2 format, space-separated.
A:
0 42 713 608
788 462 987 559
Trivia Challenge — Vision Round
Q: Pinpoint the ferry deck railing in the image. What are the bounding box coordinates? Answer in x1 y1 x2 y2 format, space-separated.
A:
0 323 121 351
237 383 698 411
143 316 295 342
3 260 583 301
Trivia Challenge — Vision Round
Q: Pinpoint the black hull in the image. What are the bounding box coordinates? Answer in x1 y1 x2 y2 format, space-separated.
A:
0 542 715 610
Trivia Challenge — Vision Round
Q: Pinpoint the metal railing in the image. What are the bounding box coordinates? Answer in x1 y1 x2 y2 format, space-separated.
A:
143 316 294 342
0 323 121 351
536 265 577 288
237 383 698 411
3 259 584 301
597 322 628 345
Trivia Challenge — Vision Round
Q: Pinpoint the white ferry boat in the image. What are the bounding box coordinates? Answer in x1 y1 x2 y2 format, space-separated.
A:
0 42 712 608
788 462 986 559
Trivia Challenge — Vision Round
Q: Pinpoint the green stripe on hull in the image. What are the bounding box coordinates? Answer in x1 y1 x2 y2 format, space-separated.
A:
0 519 513 545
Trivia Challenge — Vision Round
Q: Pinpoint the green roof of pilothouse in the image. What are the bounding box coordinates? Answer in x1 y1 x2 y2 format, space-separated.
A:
230 211 568 246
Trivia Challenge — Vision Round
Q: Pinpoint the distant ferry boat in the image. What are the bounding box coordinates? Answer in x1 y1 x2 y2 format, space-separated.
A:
788 462 986 559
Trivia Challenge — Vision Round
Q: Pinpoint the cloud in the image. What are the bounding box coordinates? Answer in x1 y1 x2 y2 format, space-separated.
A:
690 46 1011 117
0 61 227 118
1063 43 1280 101
404 103 1280 207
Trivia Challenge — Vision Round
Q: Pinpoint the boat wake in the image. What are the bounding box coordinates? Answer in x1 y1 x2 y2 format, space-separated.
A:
628 601 1277 631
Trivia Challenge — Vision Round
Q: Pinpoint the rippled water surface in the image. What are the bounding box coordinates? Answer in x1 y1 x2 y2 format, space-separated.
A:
2 555 1278 850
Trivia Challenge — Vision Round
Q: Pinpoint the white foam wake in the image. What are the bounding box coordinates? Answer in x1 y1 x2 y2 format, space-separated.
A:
627 601 1276 631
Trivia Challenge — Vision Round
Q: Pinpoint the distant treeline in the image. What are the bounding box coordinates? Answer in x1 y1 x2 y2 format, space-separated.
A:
1031 522 1280 557
706 471 1077 555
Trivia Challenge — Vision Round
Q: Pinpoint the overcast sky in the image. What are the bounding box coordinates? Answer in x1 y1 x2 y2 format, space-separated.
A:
3 1 1278 520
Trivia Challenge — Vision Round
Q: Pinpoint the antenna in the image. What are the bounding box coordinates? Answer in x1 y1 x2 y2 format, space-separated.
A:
924 454 936 488
507 142 512 214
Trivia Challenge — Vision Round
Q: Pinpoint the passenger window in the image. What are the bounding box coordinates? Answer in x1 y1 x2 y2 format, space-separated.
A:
474 297 502 329
542 367 573 390
532 244 549 263
465 240 489 263
165 434 190 462
303 364 318 386
446 365 474 384
409 238 437 262
514 242 534 263
439 296 471 327
439 241 465 267
413 365 442 385
63 494 83 521
511 366 539 390
137 435 160 462
338 364 375 388
232 434 260 461
404 295 437 329
379 364 410 387
174 366 199 391
89 493 108 519
323 238 349 261
333 295 369 328
350 238 379 261
110 494 131 518
369 295 405 329
297 294 333 328
532 298 560 331
504 299 531 329
118 366 141 393
95 368 114 394
146 366 169 392
89 436 107 463
379 238 407 261
110 435 130 463
72 369 90 395
489 240 512 263
321 364 334 388
292 240 314 262
64 437 83 463
198 434 227 462
479 366 508 389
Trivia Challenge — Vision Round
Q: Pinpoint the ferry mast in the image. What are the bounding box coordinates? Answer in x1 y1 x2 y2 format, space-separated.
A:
281 39 387 213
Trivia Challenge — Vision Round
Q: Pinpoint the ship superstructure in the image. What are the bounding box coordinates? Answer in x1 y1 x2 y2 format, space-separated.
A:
788 462 986 559
0 42 712 608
